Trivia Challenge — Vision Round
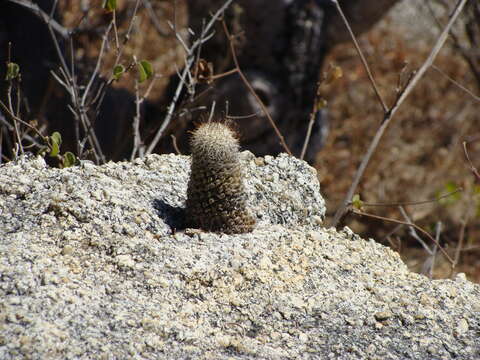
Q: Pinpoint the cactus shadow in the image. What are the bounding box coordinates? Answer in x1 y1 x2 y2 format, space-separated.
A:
152 199 186 232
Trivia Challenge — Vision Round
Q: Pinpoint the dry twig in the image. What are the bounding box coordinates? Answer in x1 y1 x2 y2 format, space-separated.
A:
141 0 169 37
360 188 463 207
6 0 69 38
399 206 433 256
352 208 454 264
421 222 441 279
329 0 387 113
145 0 234 155
221 20 292 156
432 65 480 102
463 141 480 181
332 0 469 226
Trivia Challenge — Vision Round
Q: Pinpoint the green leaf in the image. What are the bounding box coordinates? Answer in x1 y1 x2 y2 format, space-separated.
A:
113 64 125 80
62 152 76 168
6 62 20 81
103 0 116 12
138 60 153 83
49 141 60 157
51 131 62 146
352 194 363 210
48 132 62 157
140 60 153 78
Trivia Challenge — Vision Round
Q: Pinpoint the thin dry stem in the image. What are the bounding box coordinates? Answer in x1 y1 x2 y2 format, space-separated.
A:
361 188 462 207
353 208 454 264
131 80 142 161
145 0 234 155
432 65 480 102
300 106 318 160
142 0 169 37
0 100 46 143
463 141 480 181
170 134 181 155
6 0 69 38
399 206 433 256
332 0 469 227
421 222 440 279
222 20 292 156
330 0 387 113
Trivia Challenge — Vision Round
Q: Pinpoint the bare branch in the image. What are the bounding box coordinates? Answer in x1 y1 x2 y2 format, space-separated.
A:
399 206 432 255
6 0 70 38
44 7 109 164
421 222 441 279
82 24 112 106
170 135 181 155
222 21 292 156
360 188 462 207
331 0 469 227
0 110 43 148
300 105 319 160
330 0 388 113
463 141 480 181
146 0 235 155
141 0 169 37
352 208 454 264
0 100 47 146
432 65 480 102
131 80 142 161
167 20 190 53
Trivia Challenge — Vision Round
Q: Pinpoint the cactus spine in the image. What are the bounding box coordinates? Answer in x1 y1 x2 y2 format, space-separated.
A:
185 122 255 234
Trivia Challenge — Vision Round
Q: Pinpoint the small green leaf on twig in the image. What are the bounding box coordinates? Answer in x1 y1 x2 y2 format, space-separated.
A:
352 194 363 210
6 62 20 81
138 60 153 83
62 152 77 168
48 131 62 157
51 131 62 146
49 141 60 157
113 64 125 80
103 0 116 12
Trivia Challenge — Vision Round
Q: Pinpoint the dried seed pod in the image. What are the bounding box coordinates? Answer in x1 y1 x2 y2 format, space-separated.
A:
186 122 256 234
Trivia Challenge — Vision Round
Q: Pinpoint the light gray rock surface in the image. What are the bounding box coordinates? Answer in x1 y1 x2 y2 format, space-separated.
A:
0 154 479 360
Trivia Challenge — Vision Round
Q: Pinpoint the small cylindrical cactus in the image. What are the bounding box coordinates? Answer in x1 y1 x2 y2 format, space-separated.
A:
185 121 256 234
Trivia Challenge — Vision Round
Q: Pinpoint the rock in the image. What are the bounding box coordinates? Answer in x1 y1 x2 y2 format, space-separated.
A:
0 154 479 359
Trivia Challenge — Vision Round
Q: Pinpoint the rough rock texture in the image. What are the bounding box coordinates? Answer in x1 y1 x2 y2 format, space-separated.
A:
0 154 479 360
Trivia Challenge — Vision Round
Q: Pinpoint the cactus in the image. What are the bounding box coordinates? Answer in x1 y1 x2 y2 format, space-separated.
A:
186 121 256 234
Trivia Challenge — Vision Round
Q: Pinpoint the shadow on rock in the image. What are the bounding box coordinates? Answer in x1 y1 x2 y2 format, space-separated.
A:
152 199 186 232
